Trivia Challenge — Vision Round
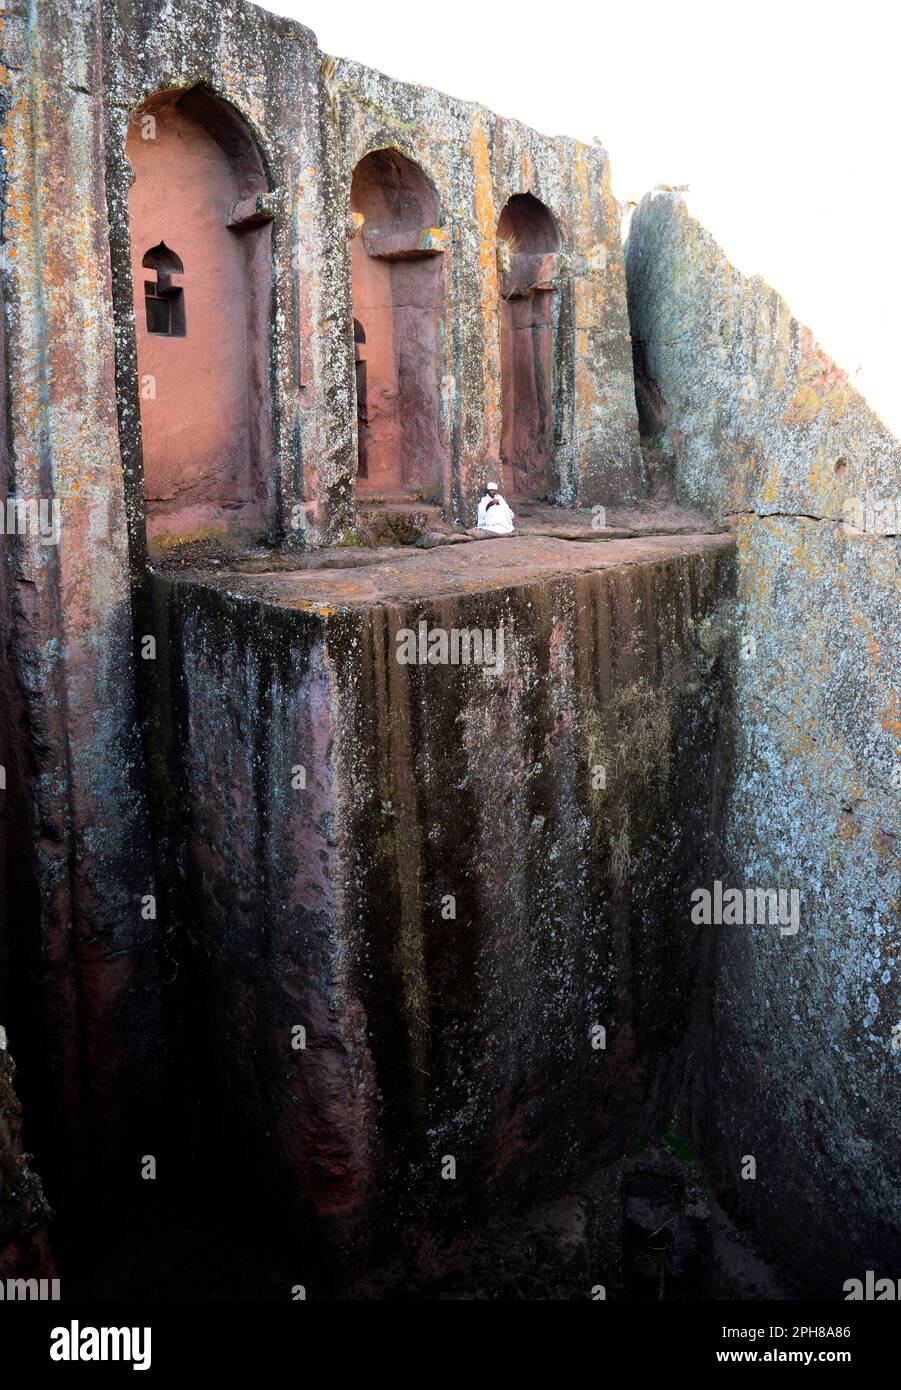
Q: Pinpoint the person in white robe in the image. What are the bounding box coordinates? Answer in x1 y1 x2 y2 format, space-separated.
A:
476 481 515 534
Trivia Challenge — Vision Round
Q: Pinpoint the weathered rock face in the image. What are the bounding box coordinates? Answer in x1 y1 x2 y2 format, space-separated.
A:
98 0 643 553
6 0 892 1304
149 534 734 1287
626 193 901 1294
0 0 641 1197
326 57 644 518
0 0 161 1180
0 1032 55 1281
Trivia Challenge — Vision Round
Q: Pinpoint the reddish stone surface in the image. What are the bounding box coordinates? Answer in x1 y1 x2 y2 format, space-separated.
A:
127 87 272 548
350 151 445 499
0 0 647 1291
498 195 560 498
4 0 892 1304
149 533 735 1282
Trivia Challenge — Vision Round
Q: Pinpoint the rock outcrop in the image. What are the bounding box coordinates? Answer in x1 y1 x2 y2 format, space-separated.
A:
147 532 734 1288
626 192 901 1294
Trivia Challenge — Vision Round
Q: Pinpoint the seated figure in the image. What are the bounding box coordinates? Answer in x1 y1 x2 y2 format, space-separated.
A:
475 481 515 535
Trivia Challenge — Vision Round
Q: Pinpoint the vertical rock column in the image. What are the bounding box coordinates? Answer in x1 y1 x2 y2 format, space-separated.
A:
0 0 159 1177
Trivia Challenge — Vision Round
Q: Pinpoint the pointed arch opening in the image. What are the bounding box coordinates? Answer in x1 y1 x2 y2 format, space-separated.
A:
349 149 445 499
497 193 560 499
142 241 186 337
126 85 273 551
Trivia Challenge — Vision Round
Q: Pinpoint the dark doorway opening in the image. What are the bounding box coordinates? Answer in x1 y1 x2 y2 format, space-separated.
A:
497 193 560 499
350 149 444 499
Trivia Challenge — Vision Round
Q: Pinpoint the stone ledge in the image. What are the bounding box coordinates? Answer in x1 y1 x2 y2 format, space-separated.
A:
167 531 735 612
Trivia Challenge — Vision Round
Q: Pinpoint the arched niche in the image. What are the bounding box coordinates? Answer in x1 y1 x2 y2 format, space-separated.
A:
496 193 560 498
349 149 445 498
126 85 273 550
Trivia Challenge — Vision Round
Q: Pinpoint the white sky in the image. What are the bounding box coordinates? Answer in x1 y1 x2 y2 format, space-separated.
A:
262 0 899 436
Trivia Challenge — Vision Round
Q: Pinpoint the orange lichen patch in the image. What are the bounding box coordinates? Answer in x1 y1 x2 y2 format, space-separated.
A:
807 450 844 504
879 692 901 742
469 113 500 433
788 714 842 767
850 611 881 668
569 151 602 442
290 600 338 617
789 526 823 581
787 731 818 761
737 563 772 606
729 452 753 501
834 812 861 842
783 384 823 426
517 145 537 199
570 148 606 444
4 92 39 244
824 385 856 426
761 459 780 505
736 519 780 604
570 146 590 228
